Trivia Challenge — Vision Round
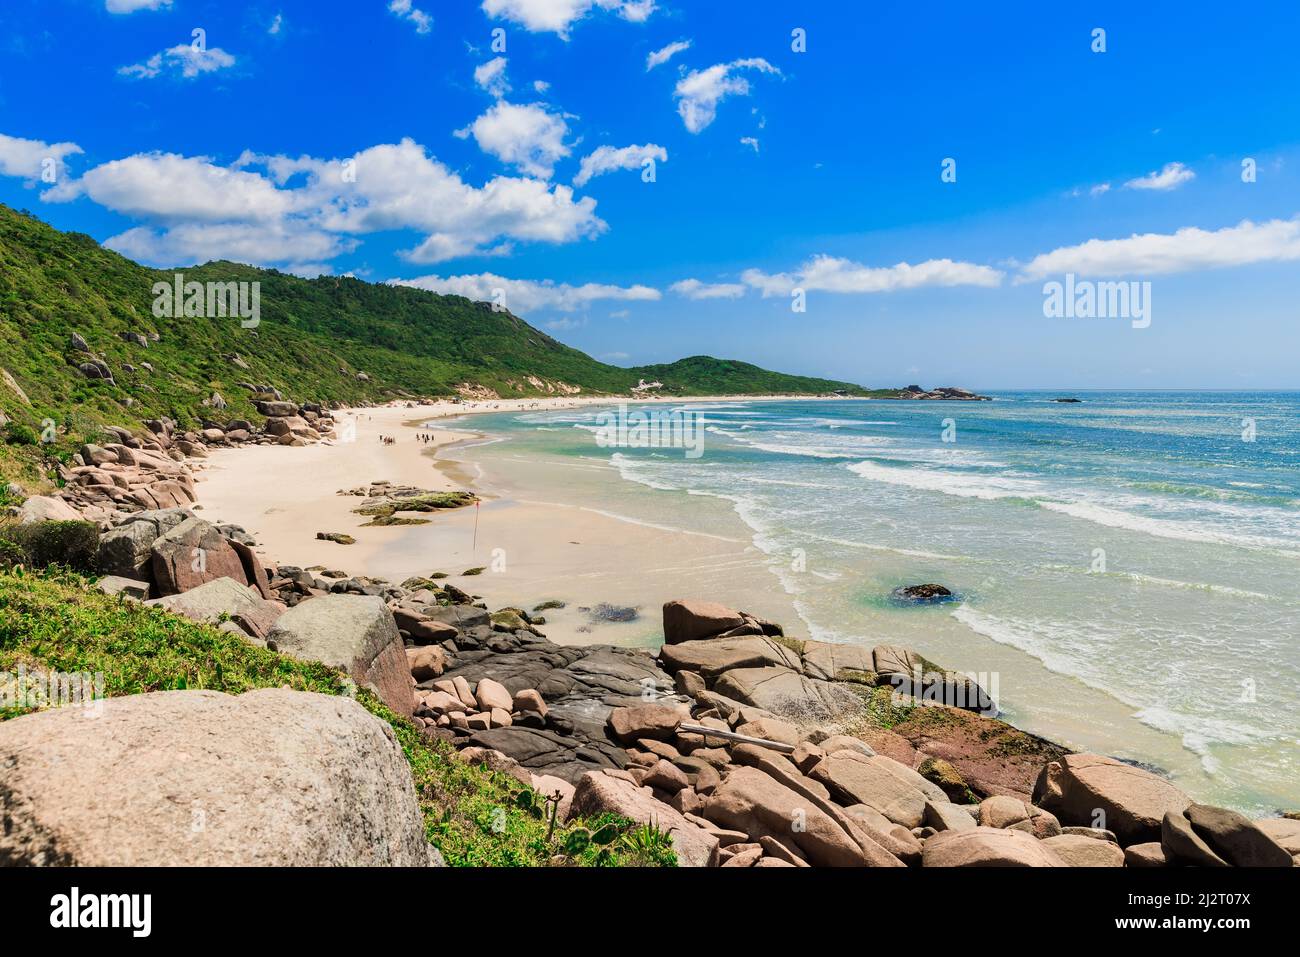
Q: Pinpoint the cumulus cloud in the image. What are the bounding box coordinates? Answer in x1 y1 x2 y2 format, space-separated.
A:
106 222 352 271
456 101 571 179
742 254 1004 296
474 57 510 97
647 39 690 70
1016 218 1300 280
119 45 236 80
739 136 759 153
1124 161 1195 191
674 58 779 133
669 278 745 300
0 132 82 183
573 143 665 187
24 137 604 269
388 0 432 34
106 0 171 12
390 271 660 313
482 0 654 38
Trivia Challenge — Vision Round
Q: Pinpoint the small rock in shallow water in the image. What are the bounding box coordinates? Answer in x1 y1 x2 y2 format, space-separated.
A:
889 583 956 605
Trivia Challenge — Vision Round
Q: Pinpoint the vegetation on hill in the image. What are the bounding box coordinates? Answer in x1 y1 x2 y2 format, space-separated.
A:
0 204 868 486
0 567 676 866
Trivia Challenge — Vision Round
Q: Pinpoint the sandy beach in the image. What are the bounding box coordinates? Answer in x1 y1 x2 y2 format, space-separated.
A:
196 397 804 646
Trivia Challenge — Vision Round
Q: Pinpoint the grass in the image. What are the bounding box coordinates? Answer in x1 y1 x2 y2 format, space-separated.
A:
0 567 675 867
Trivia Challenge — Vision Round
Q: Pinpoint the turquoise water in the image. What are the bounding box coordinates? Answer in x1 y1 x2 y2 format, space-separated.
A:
452 393 1300 814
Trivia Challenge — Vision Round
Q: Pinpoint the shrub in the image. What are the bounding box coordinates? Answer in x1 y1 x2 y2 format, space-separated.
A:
3 422 39 446
0 519 100 571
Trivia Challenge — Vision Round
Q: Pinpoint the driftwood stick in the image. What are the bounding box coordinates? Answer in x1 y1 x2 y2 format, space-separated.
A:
677 723 796 754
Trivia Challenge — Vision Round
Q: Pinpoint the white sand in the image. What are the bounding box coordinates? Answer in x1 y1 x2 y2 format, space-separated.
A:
195 398 803 645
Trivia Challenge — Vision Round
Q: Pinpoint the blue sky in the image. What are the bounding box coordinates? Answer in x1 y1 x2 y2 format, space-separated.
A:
2 0 1299 388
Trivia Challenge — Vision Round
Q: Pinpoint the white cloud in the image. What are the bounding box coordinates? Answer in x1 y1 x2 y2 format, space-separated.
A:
31 137 604 269
0 132 82 183
482 0 654 38
573 143 665 187
674 58 779 133
391 271 660 313
474 57 510 97
647 39 690 70
740 136 759 153
106 0 171 12
105 222 352 269
456 101 570 179
1016 218 1300 280
119 45 236 80
533 80 550 93
1124 161 1195 191
742 254 1004 296
269 13 284 35
388 0 433 34
1090 182 1110 196
669 278 745 300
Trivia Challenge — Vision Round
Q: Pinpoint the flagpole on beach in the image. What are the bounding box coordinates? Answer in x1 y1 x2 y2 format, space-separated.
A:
472 499 480 551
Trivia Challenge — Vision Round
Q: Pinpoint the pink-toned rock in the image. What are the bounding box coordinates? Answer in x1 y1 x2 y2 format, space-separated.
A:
489 708 513 728
607 704 683 743
150 518 248 596
643 760 690 794
922 827 1068 867
569 770 720 867
474 678 513 712
662 599 748 644
406 645 447 681
702 766 903 868
1033 753 1191 846
512 689 547 717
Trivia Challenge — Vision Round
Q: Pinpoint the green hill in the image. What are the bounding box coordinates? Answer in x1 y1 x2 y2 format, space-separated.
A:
0 203 867 486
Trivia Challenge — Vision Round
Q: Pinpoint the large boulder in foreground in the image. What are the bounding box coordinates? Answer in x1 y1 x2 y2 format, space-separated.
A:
922 827 1068 867
0 688 433 866
150 517 249 595
1033 753 1190 846
569 770 719 867
268 594 414 716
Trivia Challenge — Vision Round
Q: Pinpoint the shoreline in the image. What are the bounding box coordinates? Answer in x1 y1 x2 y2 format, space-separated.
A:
196 396 808 647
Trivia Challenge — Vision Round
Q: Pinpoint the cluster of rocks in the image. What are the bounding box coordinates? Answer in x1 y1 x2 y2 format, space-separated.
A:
893 385 992 401
47 432 197 522
188 398 337 451
414 598 1297 868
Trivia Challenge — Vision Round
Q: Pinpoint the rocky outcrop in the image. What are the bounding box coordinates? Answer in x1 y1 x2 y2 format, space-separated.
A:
268 594 415 716
570 769 720 867
1033 753 1191 846
0 689 434 866
150 517 249 595
146 577 285 642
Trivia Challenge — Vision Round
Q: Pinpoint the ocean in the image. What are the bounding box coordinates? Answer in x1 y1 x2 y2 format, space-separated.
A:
447 392 1300 815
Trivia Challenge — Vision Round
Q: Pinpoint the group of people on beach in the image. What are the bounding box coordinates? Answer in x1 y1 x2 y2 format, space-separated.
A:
417 432 433 444
378 435 397 446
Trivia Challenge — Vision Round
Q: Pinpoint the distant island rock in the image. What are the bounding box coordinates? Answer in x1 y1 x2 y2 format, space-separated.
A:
1053 397 1082 403
890 385 992 401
